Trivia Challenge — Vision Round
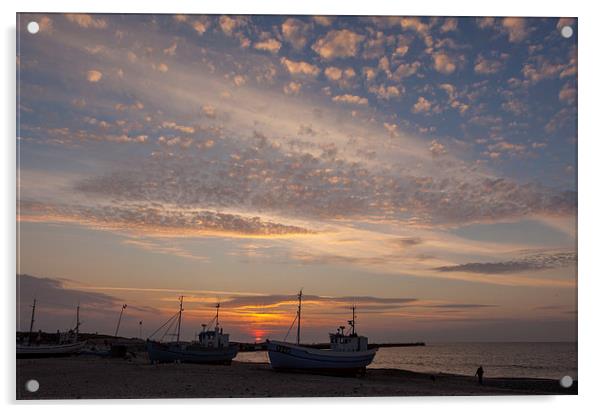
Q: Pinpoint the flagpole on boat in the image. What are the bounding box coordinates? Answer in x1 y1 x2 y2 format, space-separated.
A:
114 304 127 337
296 289 302 345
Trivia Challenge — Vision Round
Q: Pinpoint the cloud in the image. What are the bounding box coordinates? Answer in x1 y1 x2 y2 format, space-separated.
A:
440 18 458 33
502 99 528 116
281 18 310 50
65 14 108 29
219 15 245 36
22 124 149 146
254 38 282 54
312 29 365 59
19 200 316 238
312 16 333 26
222 293 418 310
428 304 497 309
190 17 211 35
37 16 54 33
18 274 118 311
200 104 217 118
522 57 567 84
412 96 432 113
280 57 320 77
121 238 208 261
501 17 529 43
383 122 398 137
474 55 504 74
369 85 401 100
155 63 169 73
323 66 356 88
17 274 158 334
283 81 302 95
435 251 576 274
558 83 576 104
476 17 495 29
391 237 423 247
163 42 177 56
362 31 392 60
324 66 343 81
62 129 576 228
161 121 195 134
391 62 421 80
400 17 433 47
432 52 456 74
556 18 576 30
487 141 526 155
438 84 469 114
86 70 102 82
331 94 369 105
232 74 246 86
429 140 447 156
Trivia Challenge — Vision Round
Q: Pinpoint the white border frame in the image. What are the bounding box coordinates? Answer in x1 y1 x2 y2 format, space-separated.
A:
3 1 600 411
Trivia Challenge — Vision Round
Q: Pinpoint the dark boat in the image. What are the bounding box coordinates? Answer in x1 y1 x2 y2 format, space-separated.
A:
146 297 238 364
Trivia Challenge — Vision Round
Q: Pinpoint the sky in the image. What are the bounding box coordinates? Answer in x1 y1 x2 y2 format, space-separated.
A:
16 14 577 343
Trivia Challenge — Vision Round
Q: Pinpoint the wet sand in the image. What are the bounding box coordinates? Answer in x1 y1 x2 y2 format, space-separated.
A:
16 354 577 399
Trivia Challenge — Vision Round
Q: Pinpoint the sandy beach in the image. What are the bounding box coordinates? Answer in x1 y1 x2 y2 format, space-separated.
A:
16 354 577 399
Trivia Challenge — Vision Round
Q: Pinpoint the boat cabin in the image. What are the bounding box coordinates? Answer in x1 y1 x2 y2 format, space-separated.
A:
329 328 368 352
198 325 230 349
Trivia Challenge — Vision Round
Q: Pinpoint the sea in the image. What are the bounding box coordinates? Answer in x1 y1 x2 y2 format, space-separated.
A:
234 342 577 380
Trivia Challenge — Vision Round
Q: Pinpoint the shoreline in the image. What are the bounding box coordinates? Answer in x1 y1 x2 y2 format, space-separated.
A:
16 355 577 399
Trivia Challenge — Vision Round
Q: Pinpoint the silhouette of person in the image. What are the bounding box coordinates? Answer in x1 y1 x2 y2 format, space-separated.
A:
476 366 484 384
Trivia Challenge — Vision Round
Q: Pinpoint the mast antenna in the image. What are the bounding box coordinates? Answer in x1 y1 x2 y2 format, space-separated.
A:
296 289 303 345
176 296 184 343
351 305 356 335
215 302 220 328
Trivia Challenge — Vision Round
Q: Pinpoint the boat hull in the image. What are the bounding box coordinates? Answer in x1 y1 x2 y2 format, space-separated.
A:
267 340 377 373
146 341 238 364
16 341 86 358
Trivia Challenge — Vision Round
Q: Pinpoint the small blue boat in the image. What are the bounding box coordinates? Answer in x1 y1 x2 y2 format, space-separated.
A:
146 298 238 365
267 291 377 374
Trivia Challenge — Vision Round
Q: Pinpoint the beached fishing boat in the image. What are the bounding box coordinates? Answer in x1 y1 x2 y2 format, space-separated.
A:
146 297 238 364
267 290 377 374
17 299 86 358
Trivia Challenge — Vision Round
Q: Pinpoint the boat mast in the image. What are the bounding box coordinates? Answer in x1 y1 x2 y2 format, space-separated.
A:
215 302 220 328
28 298 37 344
75 303 80 341
296 290 302 345
114 304 127 337
176 296 184 343
350 305 356 335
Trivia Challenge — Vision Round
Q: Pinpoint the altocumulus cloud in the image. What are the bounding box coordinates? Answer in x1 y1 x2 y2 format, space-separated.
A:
435 250 576 274
70 133 576 228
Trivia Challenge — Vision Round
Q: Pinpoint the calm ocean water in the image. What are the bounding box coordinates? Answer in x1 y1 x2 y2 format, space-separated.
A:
234 342 577 380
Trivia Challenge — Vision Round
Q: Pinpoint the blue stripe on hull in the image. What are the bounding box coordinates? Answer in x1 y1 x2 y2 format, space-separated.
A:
267 342 376 370
146 342 238 364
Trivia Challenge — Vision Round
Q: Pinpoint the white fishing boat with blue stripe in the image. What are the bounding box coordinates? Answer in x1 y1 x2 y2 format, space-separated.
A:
267 290 377 375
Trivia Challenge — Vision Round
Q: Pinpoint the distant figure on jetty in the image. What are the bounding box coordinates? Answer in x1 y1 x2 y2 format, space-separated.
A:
475 366 484 384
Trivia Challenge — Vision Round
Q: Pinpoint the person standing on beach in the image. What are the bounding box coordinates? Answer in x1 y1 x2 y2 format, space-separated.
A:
475 366 484 384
